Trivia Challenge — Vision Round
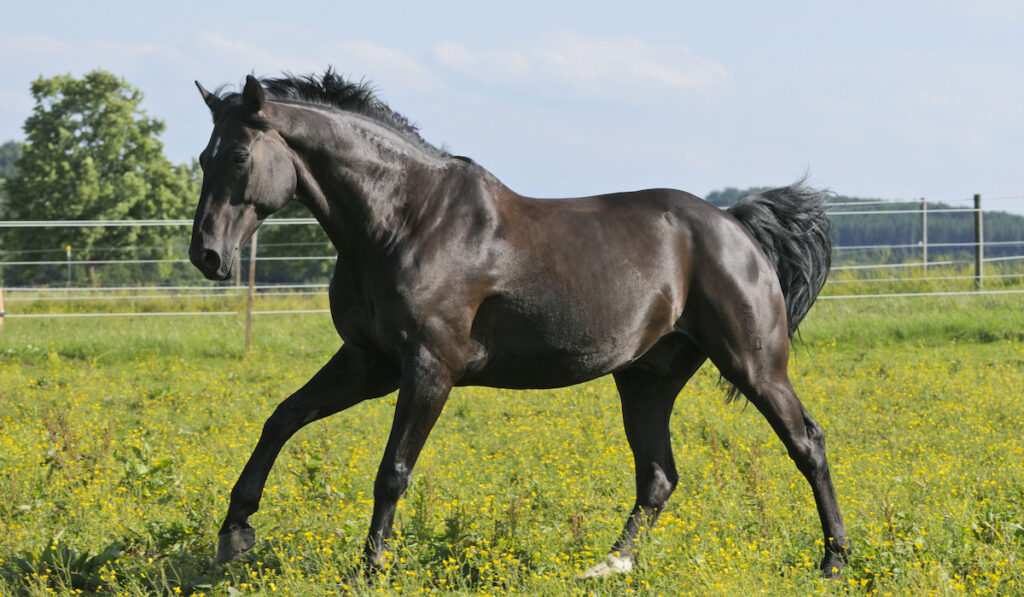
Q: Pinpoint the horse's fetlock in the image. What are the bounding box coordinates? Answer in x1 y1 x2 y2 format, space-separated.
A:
228 492 260 519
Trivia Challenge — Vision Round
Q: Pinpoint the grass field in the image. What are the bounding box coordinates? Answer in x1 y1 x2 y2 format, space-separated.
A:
0 294 1022 595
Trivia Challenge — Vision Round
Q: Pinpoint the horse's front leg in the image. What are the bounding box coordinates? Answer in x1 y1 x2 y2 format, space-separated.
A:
217 346 399 564
364 347 454 568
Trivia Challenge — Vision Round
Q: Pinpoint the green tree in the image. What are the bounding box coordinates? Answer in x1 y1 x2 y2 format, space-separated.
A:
3 70 199 285
0 140 22 217
0 140 21 179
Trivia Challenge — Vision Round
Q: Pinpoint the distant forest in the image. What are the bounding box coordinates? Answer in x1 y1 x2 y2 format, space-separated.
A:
706 187 1024 263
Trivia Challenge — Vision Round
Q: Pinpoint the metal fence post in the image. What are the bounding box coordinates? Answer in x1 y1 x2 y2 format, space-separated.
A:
920 198 927 268
0 286 5 333
245 230 258 354
974 194 983 291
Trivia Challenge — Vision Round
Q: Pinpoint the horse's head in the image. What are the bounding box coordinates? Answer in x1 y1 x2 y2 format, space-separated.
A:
190 75 296 280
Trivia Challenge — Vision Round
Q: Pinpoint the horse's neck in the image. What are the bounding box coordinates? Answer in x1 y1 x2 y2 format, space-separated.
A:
274 104 446 256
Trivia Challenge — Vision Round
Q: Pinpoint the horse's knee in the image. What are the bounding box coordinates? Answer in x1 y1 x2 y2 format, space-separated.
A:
374 464 410 503
262 399 306 439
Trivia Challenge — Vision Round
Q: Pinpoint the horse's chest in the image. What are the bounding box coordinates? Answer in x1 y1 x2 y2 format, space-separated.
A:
328 286 394 347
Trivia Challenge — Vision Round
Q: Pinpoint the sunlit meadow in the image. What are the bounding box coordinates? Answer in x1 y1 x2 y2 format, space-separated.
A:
0 291 1022 595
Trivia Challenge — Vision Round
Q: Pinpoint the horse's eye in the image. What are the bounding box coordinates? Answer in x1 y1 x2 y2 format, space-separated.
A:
233 151 249 164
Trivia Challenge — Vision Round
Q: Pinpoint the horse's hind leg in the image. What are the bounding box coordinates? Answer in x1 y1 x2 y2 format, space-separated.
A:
744 375 848 576
691 310 850 577
584 346 705 578
217 345 398 564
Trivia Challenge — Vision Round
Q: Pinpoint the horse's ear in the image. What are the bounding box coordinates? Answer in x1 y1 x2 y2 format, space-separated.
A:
242 75 265 113
195 81 222 117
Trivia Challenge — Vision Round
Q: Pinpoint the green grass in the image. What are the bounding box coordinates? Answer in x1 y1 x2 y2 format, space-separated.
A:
822 262 1024 297
0 295 1022 595
809 295 1024 347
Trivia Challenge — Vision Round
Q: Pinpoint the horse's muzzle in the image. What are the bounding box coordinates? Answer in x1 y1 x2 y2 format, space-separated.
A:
190 244 234 281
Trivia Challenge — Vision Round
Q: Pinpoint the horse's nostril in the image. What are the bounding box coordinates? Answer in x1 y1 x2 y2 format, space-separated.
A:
202 249 221 272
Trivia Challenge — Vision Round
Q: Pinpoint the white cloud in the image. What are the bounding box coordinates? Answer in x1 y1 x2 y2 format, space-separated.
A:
434 41 531 83
965 0 1024 20
0 35 75 58
431 33 730 98
0 36 187 71
195 32 318 76
331 40 444 90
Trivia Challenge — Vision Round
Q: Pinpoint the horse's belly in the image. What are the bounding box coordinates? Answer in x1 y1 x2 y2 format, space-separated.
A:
457 298 672 389
457 340 625 389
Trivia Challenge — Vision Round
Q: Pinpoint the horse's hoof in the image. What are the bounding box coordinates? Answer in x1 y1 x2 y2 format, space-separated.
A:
819 552 846 579
361 549 390 574
216 525 255 564
581 553 634 579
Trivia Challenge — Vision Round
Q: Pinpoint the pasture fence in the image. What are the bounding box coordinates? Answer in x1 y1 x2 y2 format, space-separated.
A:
1 193 1022 342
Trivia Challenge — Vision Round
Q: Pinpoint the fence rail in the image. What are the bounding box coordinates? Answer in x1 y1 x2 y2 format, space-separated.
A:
2 194 1022 336
0 218 317 228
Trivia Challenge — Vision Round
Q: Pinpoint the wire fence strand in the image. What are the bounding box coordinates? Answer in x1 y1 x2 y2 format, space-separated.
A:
2 198 1022 318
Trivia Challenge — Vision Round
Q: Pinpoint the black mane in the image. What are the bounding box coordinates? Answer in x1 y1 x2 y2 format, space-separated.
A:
219 68 440 154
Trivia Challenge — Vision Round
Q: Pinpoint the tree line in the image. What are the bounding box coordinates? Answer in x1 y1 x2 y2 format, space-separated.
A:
707 188 1024 263
1 70 1022 286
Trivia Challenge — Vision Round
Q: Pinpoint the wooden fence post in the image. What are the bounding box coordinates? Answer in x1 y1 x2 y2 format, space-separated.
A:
974 194 983 291
0 286 5 334
245 231 258 354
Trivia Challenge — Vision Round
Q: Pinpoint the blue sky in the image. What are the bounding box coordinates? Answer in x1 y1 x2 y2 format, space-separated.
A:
2 1 1022 208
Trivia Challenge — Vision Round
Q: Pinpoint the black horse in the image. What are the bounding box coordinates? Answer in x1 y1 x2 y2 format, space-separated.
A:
189 70 849 578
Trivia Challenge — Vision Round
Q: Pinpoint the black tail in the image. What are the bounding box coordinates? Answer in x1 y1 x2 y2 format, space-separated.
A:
727 182 833 338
